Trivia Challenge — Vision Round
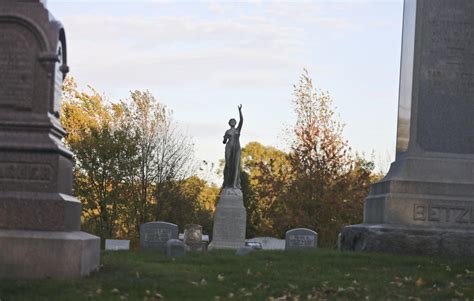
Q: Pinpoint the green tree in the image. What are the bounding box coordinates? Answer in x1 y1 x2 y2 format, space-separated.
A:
118 90 195 238
155 176 218 235
62 77 221 244
61 77 139 244
241 142 292 237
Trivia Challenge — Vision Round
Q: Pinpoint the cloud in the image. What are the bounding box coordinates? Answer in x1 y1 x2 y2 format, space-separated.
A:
264 0 323 20
62 13 310 91
59 0 355 93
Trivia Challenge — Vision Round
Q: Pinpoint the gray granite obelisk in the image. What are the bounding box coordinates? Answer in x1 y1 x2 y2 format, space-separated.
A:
0 0 100 278
341 0 474 257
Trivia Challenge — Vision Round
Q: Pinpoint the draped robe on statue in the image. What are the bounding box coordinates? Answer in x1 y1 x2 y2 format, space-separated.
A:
223 128 241 189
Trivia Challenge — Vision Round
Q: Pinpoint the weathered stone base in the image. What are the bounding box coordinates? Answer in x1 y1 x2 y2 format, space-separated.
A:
209 189 246 250
209 240 245 250
341 224 474 257
0 229 100 279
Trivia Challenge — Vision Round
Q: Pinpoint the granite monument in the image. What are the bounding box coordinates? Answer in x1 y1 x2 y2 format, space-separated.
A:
285 228 318 250
140 221 178 252
209 105 247 250
341 0 474 257
165 239 185 257
0 0 100 279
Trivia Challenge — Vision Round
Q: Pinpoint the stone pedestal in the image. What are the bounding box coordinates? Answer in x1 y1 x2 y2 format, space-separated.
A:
209 188 246 250
0 0 100 278
341 0 474 257
0 230 100 279
342 224 474 257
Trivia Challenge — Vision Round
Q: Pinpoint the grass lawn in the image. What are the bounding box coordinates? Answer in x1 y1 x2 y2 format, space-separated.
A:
1 249 474 300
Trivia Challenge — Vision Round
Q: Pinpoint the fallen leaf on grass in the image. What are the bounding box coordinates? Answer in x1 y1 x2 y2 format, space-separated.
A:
227 292 234 298
415 278 426 287
217 274 225 282
145 290 151 296
200 278 208 285
95 288 102 294
189 281 199 286
390 281 403 288
465 269 473 274
446 265 452 272
119 296 127 301
454 289 464 297
155 293 163 301
214 296 221 301
111 288 120 294
136 271 140 279
246 268 251 275
288 283 298 290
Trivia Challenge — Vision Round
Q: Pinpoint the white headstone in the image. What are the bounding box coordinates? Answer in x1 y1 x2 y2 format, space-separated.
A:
105 239 130 251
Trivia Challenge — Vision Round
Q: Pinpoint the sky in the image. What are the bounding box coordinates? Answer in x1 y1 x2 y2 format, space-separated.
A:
48 0 404 177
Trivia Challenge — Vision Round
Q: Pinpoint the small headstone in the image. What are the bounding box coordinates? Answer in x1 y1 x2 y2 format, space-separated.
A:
285 228 318 250
245 237 285 250
105 239 130 251
165 239 185 257
245 241 263 250
236 246 256 256
184 224 202 245
184 224 207 252
140 222 178 252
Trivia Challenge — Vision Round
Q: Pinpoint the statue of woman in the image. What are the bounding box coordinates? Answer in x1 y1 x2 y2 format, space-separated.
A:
223 104 243 189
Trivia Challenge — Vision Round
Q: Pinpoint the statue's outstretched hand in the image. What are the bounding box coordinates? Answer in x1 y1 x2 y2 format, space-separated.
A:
238 104 242 110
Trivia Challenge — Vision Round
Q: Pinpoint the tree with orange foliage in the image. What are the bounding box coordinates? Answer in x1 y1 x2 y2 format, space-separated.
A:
280 69 374 246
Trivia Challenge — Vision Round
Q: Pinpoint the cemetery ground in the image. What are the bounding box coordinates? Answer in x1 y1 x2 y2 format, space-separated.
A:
2 250 474 301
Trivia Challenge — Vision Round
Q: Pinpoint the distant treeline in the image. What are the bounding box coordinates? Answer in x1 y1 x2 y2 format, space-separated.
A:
61 70 380 247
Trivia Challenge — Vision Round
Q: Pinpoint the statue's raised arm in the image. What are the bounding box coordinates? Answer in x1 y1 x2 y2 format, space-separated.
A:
237 104 243 131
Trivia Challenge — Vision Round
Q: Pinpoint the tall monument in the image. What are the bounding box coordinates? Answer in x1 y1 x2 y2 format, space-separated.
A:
0 0 100 278
209 105 247 250
341 0 474 256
